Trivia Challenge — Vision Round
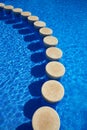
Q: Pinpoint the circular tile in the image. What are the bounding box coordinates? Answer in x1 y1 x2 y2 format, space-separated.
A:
21 11 31 17
46 61 65 79
46 47 62 60
12 8 23 14
34 21 46 28
0 3 5 8
39 27 53 36
41 80 64 103
28 15 39 22
4 5 14 10
43 36 58 47
32 106 60 130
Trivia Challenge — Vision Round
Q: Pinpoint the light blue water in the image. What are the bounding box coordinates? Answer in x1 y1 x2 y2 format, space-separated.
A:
0 0 87 130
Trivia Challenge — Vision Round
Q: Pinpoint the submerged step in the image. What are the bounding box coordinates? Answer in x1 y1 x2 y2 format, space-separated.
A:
34 21 46 28
4 5 14 10
0 3 5 8
43 36 58 47
46 47 62 60
41 80 64 103
12 8 23 14
39 27 53 36
28 15 39 22
46 61 65 79
21 11 31 17
32 106 60 130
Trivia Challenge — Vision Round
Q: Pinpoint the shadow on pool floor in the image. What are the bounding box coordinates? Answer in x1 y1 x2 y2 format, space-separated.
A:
0 11 61 130
0 11 47 130
16 122 33 130
29 78 46 97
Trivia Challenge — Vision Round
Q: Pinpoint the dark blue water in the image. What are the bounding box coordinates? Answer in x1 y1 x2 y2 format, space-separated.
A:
0 0 87 130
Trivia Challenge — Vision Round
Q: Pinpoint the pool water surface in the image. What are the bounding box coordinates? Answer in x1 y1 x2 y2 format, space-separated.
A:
0 0 87 130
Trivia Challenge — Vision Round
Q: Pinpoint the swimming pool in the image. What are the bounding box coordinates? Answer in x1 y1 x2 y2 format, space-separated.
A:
0 0 87 130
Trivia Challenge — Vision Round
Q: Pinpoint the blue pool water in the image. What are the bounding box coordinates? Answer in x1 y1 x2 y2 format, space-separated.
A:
0 0 87 130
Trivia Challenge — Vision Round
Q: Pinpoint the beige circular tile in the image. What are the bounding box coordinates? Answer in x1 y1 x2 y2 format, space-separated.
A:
46 61 65 79
28 15 39 22
21 11 31 17
0 3 5 7
34 21 46 28
32 106 60 130
43 36 58 47
12 8 23 13
41 80 64 103
39 27 53 36
4 5 14 10
46 47 63 60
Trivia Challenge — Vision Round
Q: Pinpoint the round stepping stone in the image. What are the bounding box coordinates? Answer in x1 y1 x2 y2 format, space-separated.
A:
32 106 60 130
46 47 62 60
43 36 58 47
4 5 14 10
34 21 46 28
12 8 23 14
46 61 65 79
28 15 39 22
0 3 5 8
41 80 64 103
39 27 53 36
21 11 31 17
